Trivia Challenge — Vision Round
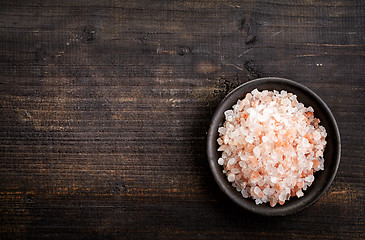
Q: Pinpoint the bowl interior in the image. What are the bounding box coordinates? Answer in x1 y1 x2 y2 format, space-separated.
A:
207 77 341 216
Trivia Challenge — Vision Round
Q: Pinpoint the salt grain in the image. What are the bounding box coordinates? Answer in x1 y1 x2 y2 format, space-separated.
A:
253 146 261 158
228 173 235 182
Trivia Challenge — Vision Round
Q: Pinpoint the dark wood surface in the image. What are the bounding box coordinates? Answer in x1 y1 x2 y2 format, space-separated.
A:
0 1 364 239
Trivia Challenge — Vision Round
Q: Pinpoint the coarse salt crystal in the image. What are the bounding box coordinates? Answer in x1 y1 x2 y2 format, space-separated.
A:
245 135 254 144
305 175 314 183
278 164 285 175
228 158 236 165
228 173 235 182
241 189 249 198
253 146 261 158
251 88 259 96
271 177 278 183
296 190 304 198
254 186 261 195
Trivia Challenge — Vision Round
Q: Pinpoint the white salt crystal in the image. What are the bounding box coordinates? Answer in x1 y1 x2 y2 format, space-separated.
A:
255 199 263 205
217 145 227 151
279 191 286 201
239 160 247 168
254 186 261 195
245 135 254 144
218 127 226 134
296 190 304 198
281 98 290 106
228 158 236 165
271 177 278 183
315 150 323 158
241 189 249 198
253 146 261 158
313 131 321 141
224 110 233 118
296 103 304 109
218 158 224 165
257 114 269 122
251 88 259 96
305 175 314 183
278 164 285 175
228 173 235 182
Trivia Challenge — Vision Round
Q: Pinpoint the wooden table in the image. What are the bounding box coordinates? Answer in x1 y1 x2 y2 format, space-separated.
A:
1 1 364 239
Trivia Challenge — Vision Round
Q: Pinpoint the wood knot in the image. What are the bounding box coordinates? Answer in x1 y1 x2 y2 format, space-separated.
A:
238 18 258 45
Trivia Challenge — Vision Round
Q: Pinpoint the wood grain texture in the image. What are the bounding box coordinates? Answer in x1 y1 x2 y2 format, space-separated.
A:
0 0 364 239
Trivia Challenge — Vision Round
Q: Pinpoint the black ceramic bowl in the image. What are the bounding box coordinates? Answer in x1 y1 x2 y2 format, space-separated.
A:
207 77 341 216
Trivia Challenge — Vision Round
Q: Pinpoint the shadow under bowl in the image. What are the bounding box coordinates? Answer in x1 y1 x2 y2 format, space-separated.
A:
207 77 341 216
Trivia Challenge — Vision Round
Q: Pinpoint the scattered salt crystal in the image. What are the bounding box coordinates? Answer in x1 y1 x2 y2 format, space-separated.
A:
218 158 224 165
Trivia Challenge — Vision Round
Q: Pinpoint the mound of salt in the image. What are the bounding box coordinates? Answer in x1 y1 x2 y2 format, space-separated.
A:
217 89 327 207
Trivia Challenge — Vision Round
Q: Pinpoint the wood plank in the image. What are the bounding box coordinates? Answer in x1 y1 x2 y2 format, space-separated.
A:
0 0 364 239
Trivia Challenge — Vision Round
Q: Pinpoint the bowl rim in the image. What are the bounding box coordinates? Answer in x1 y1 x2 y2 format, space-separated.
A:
206 77 341 216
